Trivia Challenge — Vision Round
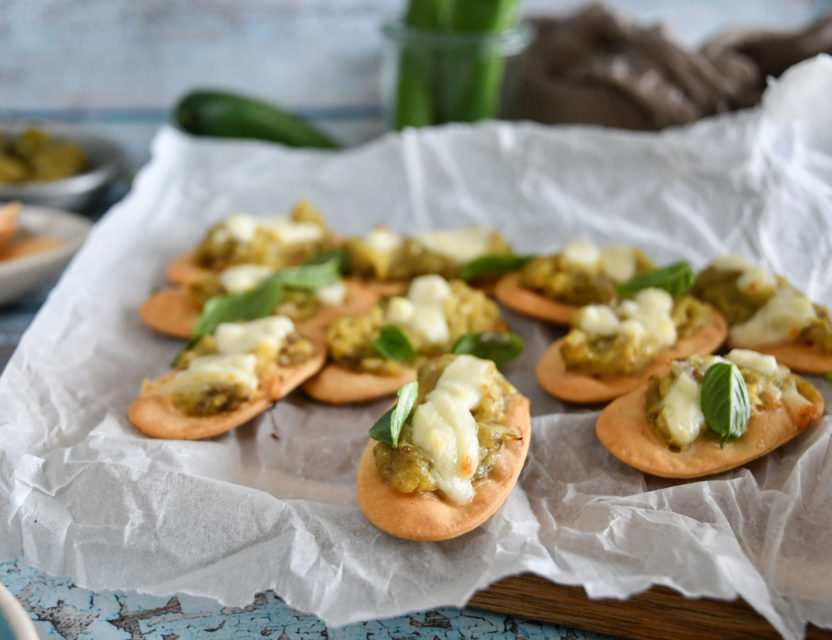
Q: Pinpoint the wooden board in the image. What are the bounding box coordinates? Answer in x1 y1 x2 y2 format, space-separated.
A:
470 574 832 640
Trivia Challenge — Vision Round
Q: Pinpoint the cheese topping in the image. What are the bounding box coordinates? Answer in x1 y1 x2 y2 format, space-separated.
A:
221 212 323 245
577 288 677 348
731 288 817 346
725 349 780 378
415 227 494 263
561 238 640 283
711 254 777 294
165 354 260 395
215 316 296 355
314 280 347 306
386 275 452 345
219 264 275 294
661 365 705 447
410 354 491 504
365 227 403 253
562 238 601 269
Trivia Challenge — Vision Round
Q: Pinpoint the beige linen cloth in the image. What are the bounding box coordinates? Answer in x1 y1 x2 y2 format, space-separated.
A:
518 4 832 129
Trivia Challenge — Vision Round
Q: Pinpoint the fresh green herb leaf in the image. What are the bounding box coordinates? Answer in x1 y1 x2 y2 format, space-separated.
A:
171 335 201 368
701 362 751 448
304 248 347 273
450 330 523 366
616 262 695 298
824 373 832 384
372 326 417 361
189 254 342 339
369 381 419 447
460 253 533 281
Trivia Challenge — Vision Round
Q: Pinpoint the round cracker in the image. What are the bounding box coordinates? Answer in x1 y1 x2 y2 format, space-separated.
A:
536 311 728 404
494 272 577 325
596 377 824 478
0 201 21 248
294 279 382 341
302 364 417 404
140 288 200 338
357 394 531 541
165 251 212 285
727 339 832 375
129 333 326 440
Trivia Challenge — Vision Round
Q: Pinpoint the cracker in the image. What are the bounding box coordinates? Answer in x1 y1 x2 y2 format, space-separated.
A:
0 202 21 249
494 272 577 325
128 333 326 440
357 394 531 541
595 376 823 478
302 364 417 404
165 251 211 285
536 310 728 404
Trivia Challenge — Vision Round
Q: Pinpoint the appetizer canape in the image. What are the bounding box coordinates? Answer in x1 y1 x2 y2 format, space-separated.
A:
596 349 824 478
692 255 832 373
166 200 339 285
343 226 514 296
357 353 531 541
129 315 325 440
495 238 656 324
536 285 727 404
303 274 517 404
0 201 20 248
141 262 378 339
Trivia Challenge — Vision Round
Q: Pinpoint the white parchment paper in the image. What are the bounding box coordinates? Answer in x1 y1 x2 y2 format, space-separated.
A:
2 56 832 639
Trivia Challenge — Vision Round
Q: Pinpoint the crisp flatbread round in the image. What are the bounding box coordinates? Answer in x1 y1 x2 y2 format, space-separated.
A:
302 364 417 404
128 334 326 440
165 251 211 285
536 311 728 404
494 272 577 325
140 279 381 340
596 377 824 478
727 339 832 375
357 394 531 541
0 201 21 248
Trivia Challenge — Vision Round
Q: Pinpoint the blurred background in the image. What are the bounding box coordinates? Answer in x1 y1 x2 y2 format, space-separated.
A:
3 0 831 170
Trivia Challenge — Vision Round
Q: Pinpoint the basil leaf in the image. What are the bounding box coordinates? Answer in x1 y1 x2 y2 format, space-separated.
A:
450 331 524 366
369 381 419 447
189 254 342 339
616 261 695 298
460 253 533 281
171 335 201 367
372 326 417 361
304 248 347 273
701 362 751 448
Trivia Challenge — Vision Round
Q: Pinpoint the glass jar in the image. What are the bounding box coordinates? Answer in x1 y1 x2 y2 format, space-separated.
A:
381 20 535 130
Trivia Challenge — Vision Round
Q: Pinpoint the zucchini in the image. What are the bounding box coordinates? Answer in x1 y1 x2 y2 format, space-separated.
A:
175 90 340 149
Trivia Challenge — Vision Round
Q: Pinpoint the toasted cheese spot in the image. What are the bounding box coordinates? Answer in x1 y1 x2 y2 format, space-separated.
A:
410 355 491 504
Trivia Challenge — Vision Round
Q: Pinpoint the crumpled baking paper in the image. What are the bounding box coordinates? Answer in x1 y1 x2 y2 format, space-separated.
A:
2 55 832 640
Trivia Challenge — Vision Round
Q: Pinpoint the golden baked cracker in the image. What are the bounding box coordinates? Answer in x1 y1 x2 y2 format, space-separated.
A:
536 311 728 404
128 333 326 440
595 377 824 478
494 272 577 325
165 251 212 285
357 394 531 541
140 279 380 340
0 201 21 248
727 339 832 375
302 365 417 404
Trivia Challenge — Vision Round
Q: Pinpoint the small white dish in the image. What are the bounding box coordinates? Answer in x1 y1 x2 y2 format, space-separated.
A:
0 204 92 305
0 581 39 640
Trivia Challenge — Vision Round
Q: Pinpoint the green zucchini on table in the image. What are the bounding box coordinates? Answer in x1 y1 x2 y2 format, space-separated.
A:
175 90 340 149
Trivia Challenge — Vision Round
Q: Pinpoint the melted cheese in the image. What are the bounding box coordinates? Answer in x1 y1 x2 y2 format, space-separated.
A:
600 246 639 282
365 227 402 253
219 264 274 294
577 288 676 349
220 212 322 245
214 316 295 355
731 288 816 346
710 255 777 294
385 275 452 345
410 355 491 504
314 280 346 306
661 367 705 447
726 349 780 378
165 354 259 395
415 227 494 263
562 239 601 269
